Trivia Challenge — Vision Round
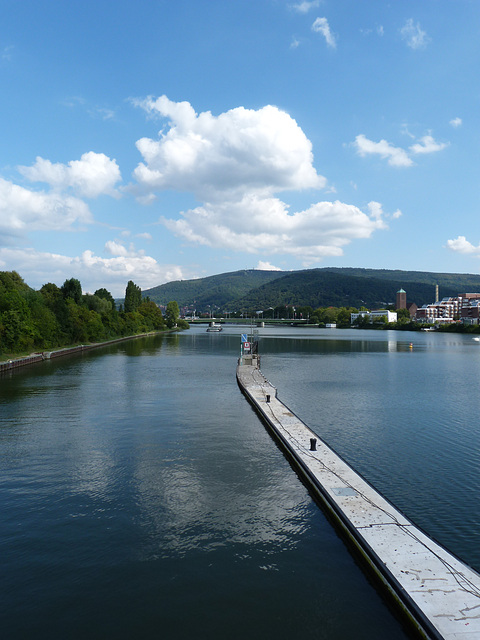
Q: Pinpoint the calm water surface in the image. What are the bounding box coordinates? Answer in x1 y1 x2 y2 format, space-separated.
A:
2 326 478 639
258 326 480 571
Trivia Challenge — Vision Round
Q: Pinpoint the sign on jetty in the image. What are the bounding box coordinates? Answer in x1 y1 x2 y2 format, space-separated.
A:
237 353 480 640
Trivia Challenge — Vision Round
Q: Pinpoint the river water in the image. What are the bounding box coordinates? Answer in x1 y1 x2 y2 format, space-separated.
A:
1 326 479 639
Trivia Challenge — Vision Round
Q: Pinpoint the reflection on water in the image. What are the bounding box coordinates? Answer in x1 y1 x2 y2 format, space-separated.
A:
258 327 480 570
5 326 474 638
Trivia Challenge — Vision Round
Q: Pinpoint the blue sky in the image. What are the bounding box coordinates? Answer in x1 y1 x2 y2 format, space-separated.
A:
1 0 479 296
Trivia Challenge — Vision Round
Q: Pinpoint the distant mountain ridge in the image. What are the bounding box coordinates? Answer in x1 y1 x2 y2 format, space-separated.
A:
143 269 282 308
142 267 480 312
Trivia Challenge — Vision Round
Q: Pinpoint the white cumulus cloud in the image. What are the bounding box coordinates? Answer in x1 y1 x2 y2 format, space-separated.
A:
132 96 325 200
130 96 393 265
311 17 337 48
446 236 480 255
162 195 387 263
0 177 92 242
18 151 122 198
105 240 129 256
0 245 186 296
400 19 430 50
256 261 283 271
450 117 462 128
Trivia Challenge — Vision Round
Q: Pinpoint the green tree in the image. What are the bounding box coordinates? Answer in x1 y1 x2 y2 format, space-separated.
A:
0 271 30 294
336 307 351 326
95 287 116 310
316 307 338 325
61 278 83 304
396 308 411 323
0 290 35 353
124 280 142 313
138 300 166 331
84 293 112 315
165 300 180 328
24 290 61 349
40 283 69 338
296 305 313 319
353 313 370 327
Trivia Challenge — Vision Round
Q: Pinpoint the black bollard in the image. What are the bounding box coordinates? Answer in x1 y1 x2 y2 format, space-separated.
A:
310 438 317 451
266 394 270 403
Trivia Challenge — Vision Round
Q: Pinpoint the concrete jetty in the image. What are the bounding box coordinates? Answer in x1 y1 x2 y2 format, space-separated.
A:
237 354 480 640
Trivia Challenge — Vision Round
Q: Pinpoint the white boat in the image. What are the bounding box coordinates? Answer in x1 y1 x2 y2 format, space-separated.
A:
206 322 222 332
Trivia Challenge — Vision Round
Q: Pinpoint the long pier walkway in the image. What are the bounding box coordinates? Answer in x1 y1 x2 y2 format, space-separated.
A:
237 354 480 640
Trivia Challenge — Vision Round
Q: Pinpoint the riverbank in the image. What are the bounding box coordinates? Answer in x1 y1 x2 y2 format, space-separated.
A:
0 331 173 374
237 354 480 640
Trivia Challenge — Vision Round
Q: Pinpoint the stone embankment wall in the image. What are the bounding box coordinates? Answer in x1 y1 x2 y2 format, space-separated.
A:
0 333 156 374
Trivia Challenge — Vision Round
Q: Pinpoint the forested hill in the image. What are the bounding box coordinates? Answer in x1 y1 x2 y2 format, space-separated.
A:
322 268 480 291
143 267 480 312
228 270 458 311
143 269 284 308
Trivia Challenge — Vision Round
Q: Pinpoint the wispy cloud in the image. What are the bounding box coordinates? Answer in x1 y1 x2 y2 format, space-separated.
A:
450 117 462 128
360 25 384 37
62 96 87 108
354 132 448 167
400 19 430 50
354 134 413 167
135 232 153 241
290 36 301 49
1 45 14 62
62 96 116 120
409 135 448 155
89 107 115 121
291 1 321 14
312 17 336 49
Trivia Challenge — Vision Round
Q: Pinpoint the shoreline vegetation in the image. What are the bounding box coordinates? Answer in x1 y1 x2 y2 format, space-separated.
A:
3 268 479 366
0 331 180 373
0 271 188 365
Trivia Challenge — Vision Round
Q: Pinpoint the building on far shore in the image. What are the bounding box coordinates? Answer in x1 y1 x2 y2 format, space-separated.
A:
396 288 417 317
351 310 398 324
415 293 480 324
396 288 406 309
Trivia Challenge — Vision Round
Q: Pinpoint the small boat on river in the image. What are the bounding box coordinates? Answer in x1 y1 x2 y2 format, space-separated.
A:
206 322 222 332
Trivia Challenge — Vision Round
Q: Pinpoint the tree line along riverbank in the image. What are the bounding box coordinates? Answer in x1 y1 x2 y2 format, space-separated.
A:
0 271 188 362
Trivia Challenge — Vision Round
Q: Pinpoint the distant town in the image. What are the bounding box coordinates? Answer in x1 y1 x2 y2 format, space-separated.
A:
352 287 480 327
184 286 480 330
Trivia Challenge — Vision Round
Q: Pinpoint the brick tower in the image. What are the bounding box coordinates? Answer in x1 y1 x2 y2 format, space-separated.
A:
396 288 407 309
